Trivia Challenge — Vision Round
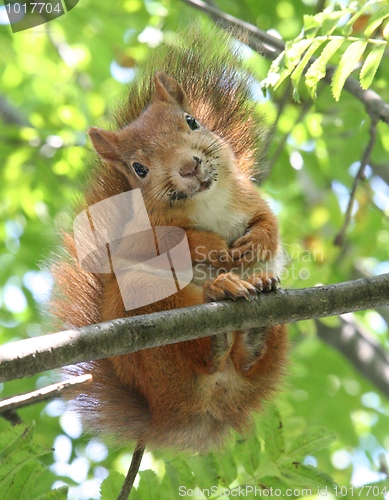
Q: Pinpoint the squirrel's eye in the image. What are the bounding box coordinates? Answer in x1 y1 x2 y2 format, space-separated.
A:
132 162 149 178
185 115 200 131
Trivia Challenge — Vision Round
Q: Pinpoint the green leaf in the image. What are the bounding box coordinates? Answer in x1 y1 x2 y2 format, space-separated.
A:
320 11 347 37
266 52 290 89
5 461 63 500
216 448 237 486
285 426 337 461
332 41 368 101
0 424 51 487
188 453 219 489
167 458 195 489
262 406 285 461
235 432 261 477
100 470 125 500
0 422 34 459
159 473 176 500
164 462 182 494
0 423 57 499
303 11 345 38
342 7 368 37
279 464 335 490
36 487 68 500
364 6 389 37
291 39 326 101
383 21 389 40
268 39 314 91
285 39 313 69
271 67 293 90
258 476 289 494
268 51 284 75
360 44 386 89
0 444 50 487
302 14 322 38
136 470 160 500
305 39 345 99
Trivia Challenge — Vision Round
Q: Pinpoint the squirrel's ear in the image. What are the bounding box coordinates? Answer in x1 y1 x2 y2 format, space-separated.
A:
154 71 189 108
88 127 121 162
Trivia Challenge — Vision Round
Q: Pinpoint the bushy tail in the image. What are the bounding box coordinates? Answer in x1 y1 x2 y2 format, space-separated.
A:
63 360 151 445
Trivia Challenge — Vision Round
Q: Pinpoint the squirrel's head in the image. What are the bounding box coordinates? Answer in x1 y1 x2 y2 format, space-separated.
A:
88 72 236 211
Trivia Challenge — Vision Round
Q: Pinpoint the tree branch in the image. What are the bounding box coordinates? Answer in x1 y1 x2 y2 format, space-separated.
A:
316 315 389 398
182 0 389 125
0 374 92 414
0 274 388 383
0 95 30 126
182 0 285 55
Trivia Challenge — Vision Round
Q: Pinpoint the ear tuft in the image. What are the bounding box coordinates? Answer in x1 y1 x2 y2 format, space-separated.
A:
88 127 120 163
154 71 189 108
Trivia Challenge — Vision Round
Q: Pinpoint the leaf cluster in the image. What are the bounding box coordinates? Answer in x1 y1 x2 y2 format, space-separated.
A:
98 406 337 499
0 422 67 499
266 1 389 100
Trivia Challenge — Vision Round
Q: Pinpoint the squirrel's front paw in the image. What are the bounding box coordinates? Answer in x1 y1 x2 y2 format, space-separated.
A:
203 272 257 302
248 273 280 293
230 226 278 265
187 229 233 268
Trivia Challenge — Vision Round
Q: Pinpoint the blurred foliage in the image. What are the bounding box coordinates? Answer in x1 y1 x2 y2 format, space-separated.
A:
0 0 389 499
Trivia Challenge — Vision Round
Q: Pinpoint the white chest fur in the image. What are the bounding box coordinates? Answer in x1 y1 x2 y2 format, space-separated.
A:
189 185 285 288
190 186 249 245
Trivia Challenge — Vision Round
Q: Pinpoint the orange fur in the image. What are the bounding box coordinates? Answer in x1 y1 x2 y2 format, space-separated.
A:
52 29 287 453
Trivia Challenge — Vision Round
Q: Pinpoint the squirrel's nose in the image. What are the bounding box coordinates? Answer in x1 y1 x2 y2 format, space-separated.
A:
179 156 202 178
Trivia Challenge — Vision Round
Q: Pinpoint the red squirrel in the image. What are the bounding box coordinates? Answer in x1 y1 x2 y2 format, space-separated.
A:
52 28 287 456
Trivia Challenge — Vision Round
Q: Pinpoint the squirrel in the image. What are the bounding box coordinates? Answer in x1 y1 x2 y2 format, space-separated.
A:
51 25 287 466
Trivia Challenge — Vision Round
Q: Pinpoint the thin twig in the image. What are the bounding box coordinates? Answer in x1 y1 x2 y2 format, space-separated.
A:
0 374 92 413
0 95 30 126
259 81 293 178
1 410 22 426
117 446 145 500
334 118 378 246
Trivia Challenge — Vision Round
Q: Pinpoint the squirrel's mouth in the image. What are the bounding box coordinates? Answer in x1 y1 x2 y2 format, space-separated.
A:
169 175 216 203
199 179 212 191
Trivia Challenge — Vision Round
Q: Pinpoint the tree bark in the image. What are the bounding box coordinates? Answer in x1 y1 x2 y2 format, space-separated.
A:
0 274 388 382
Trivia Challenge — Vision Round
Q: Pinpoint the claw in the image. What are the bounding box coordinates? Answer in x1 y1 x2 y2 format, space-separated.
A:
248 274 280 294
203 272 259 302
